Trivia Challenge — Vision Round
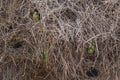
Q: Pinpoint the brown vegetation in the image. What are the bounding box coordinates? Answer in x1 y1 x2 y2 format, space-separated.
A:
0 0 120 80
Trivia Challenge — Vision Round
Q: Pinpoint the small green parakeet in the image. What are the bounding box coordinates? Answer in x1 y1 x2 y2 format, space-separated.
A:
42 50 47 63
32 11 40 21
88 45 95 54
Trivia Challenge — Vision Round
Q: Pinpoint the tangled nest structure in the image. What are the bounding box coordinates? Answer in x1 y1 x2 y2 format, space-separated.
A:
0 0 120 80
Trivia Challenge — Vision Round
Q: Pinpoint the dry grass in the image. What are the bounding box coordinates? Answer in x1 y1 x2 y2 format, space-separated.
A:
0 0 120 80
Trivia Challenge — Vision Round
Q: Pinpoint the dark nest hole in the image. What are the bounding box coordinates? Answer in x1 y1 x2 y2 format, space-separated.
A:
8 39 35 55
12 41 25 49
7 29 36 55
86 67 99 77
